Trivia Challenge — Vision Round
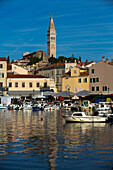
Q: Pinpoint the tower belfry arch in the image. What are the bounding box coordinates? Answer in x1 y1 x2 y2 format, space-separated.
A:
47 14 56 58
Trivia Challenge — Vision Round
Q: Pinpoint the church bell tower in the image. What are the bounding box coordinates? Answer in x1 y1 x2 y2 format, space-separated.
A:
47 14 56 58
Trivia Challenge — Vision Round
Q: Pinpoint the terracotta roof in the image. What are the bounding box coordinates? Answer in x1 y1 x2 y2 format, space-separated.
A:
38 63 65 70
85 61 94 66
62 71 71 77
23 50 46 58
0 57 6 61
108 62 113 66
11 61 18 64
7 74 49 79
80 72 89 76
36 50 46 53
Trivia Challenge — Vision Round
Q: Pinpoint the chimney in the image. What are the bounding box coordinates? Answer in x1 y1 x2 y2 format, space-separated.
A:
102 56 105 61
86 59 88 63
106 58 109 63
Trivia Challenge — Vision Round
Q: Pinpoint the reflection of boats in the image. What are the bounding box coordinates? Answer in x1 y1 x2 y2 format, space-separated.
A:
44 104 60 111
63 122 106 135
63 112 110 123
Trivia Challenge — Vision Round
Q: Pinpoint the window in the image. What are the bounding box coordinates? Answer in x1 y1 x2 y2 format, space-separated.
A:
90 78 95 83
91 69 95 74
15 82 18 87
92 86 95 91
9 82 12 87
44 82 47 87
96 78 99 82
96 86 99 91
62 70 65 74
0 64 3 68
22 82 25 88
0 82 3 87
78 78 82 83
29 82 32 88
0 73 4 78
51 37 55 40
36 82 40 87
103 86 107 91
57 77 59 83
84 78 87 83
69 66 73 70
75 87 78 92
57 70 59 75
93 78 95 83
90 78 92 83
74 70 77 74
79 87 82 91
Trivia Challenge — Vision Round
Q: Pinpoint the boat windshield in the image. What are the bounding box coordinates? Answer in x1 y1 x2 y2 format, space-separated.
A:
73 113 83 116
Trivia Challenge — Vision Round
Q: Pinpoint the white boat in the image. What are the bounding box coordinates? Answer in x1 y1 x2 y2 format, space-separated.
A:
63 112 109 123
95 104 112 116
20 104 32 110
44 104 56 111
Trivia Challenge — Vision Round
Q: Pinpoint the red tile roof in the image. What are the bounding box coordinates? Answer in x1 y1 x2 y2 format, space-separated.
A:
62 71 71 77
85 61 94 66
7 74 49 78
38 63 65 70
0 57 6 61
80 72 89 76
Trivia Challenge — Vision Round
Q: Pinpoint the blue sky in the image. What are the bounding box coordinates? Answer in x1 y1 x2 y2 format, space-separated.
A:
0 0 113 62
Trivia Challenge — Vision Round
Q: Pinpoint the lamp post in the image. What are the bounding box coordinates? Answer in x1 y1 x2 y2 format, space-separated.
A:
108 87 109 95
33 89 35 96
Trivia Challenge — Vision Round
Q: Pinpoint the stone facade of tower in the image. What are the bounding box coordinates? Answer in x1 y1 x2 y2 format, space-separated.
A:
47 15 56 58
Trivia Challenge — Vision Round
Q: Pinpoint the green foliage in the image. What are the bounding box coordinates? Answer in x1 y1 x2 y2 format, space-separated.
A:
28 54 43 65
7 56 10 63
29 55 34 65
48 56 58 64
48 55 79 64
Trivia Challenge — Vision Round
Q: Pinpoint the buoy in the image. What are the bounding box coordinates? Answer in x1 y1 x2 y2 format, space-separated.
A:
41 117 43 121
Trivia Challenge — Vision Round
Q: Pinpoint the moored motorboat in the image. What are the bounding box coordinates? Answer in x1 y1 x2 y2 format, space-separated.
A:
63 111 110 123
32 104 41 111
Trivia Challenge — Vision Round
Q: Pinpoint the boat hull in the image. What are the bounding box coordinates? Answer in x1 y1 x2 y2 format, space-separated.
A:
63 115 108 123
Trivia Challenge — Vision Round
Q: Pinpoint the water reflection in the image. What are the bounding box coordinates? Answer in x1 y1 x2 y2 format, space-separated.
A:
0 110 113 169
0 110 59 169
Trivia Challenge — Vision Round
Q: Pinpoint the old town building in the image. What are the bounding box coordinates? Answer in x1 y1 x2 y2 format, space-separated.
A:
62 67 89 93
7 74 56 96
89 57 113 94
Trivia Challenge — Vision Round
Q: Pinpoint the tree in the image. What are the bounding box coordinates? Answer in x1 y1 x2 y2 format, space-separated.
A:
79 56 81 62
7 56 10 63
48 56 58 64
29 55 34 65
58 56 66 63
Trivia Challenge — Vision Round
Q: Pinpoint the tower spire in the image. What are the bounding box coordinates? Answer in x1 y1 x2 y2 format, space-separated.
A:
47 14 56 58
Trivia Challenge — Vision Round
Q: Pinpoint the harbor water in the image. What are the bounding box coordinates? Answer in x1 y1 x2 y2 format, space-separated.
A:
0 109 113 170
